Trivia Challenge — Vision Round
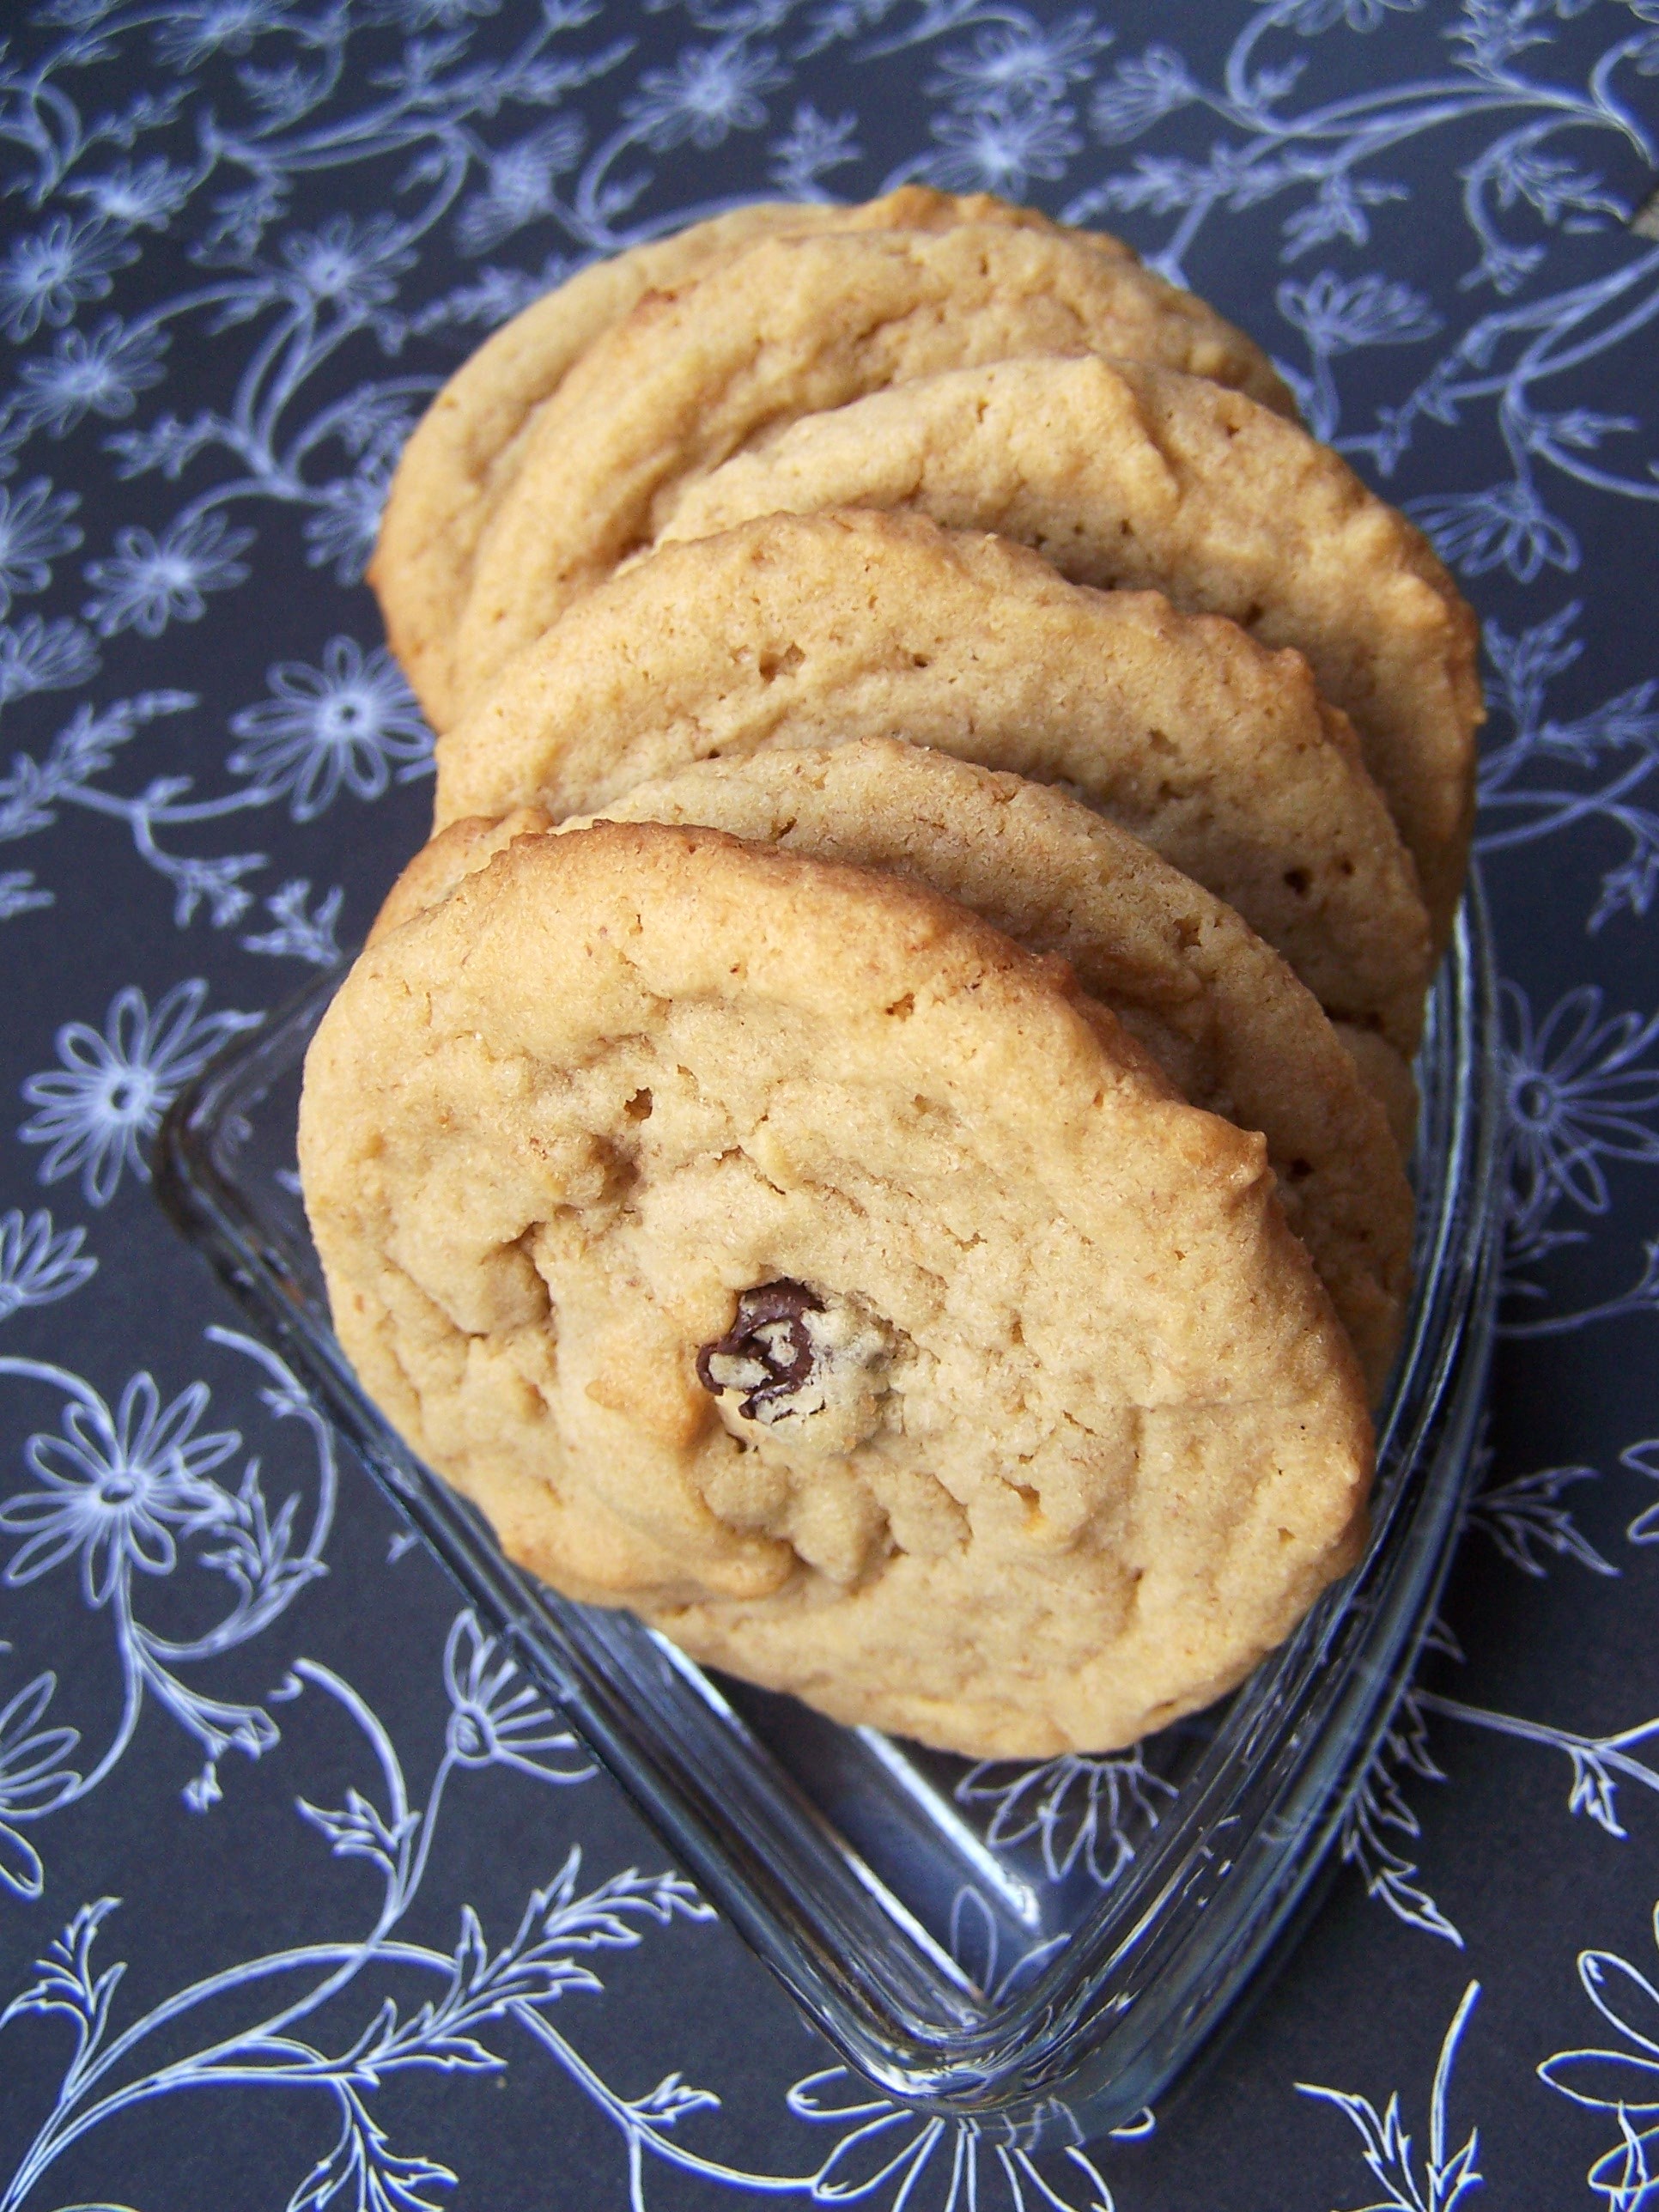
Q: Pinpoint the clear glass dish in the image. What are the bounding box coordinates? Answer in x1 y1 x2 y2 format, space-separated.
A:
154 876 1502 2148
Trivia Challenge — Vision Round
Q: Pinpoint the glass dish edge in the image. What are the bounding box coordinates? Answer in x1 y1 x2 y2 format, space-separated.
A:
151 873 1504 2142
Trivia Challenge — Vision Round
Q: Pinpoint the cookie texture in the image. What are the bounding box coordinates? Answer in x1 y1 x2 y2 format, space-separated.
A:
372 186 1096 726
434 509 1431 1054
571 741 1414 1400
661 356 1481 945
302 819 1371 1756
447 226 1297 718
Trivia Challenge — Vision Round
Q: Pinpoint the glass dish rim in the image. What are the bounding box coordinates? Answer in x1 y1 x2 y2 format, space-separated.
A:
153 872 1503 2132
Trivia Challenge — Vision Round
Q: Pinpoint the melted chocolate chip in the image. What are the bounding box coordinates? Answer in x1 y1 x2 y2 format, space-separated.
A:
696 1279 825 1422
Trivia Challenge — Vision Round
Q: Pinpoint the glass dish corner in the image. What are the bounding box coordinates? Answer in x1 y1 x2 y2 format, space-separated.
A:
154 875 1504 2148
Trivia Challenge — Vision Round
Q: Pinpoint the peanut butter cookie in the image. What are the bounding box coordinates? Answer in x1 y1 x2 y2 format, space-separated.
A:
434 509 1431 1054
447 225 1296 717
662 357 1480 945
575 740 1415 1400
301 818 1370 1756
372 186 1098 726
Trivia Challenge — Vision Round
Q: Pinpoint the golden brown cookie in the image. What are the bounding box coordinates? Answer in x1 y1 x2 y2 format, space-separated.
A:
447 225 1297 718
398 746 1413 1395
434 509 1431 1054
371 186 1095 726
571 740 1414 1400
660 356 1481 946
302 818 1371 1756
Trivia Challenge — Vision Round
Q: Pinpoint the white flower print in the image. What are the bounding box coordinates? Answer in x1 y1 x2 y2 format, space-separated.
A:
279 214 415 315
946 1887 1073 2008
0 1333 336 1859
1540 1929 1659 2209
152 0 279 70
1277 270 1442 436
65 158 197 232
1468 1460 1618 1581
1089 45 1194 144
81 510 253 638
1277 269 1442 354
442 1612 593 1784
369 0 496 25
1409 482 1577 584
1279 0 1425 31
788 2068 1118 2210
957 1750 1178 1888
0 871 53 921
0 614 100 703
301 465 392 581
0 1210 97 1322
0 479 81 619
19 978 258 1208
1501 983 1659 1249
410 261 559 336
228 636 431 820
0 216 137 343
0 1674 80 1899
769 101 863 196
455 119 588 255
17 318 170 437
1626 1439 1659 1548
623 40 785 153
927 15 1110 111
238 878 343 966
1340 1680 1462 1948
0 1371 239 1609
1300 1980 1483 2212
924 99 1081 194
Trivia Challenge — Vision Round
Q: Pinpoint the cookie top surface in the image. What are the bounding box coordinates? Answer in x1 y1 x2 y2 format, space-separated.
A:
434 507 1431 1052
302 818 1370 1756
573 739 1413 1400
446 224 1296 718
371 186 1097 727
660 356 1481 946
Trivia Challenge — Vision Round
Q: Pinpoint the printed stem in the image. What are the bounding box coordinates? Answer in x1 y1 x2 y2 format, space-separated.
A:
511 2002 816 2195
1418 1690 1659 1802
1430 1980 1480 2178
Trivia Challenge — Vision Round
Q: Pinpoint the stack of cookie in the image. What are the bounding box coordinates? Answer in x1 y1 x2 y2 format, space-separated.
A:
299 189 1480 1759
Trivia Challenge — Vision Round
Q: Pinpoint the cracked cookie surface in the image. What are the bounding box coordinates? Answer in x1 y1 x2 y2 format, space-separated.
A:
446 224 1295 717
370 185 1102 727
660 356 1480 945
434 508 1431 1056
301 817 1371 1756
574 738 1414 1401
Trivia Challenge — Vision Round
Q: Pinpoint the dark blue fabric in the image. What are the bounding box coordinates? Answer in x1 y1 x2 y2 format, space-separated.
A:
1 4 1656 2204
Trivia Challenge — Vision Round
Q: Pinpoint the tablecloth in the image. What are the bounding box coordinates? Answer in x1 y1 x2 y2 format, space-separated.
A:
1 2 1656 2203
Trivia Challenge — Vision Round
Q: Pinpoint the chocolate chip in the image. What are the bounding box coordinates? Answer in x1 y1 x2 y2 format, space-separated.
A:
697 1279 825 1422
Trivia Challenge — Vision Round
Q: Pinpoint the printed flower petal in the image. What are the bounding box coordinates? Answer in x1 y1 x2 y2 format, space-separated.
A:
0 1819 44 1899
1583 1952 1659 2057
813 2111 939 2199
1538 2046 1659 2112
2 1525 86 1588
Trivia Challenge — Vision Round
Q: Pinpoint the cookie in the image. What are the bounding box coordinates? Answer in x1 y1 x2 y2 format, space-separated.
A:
433 509 1431 1055
400 743 1413 1397
446 224 1297 718
660 356 1481 946
301 818 1371 1756
572 741 1414 1399
372 186 1095 727
368 805 553 945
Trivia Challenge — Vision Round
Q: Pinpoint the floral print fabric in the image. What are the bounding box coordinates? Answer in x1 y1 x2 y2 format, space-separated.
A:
0 3 1656 2205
